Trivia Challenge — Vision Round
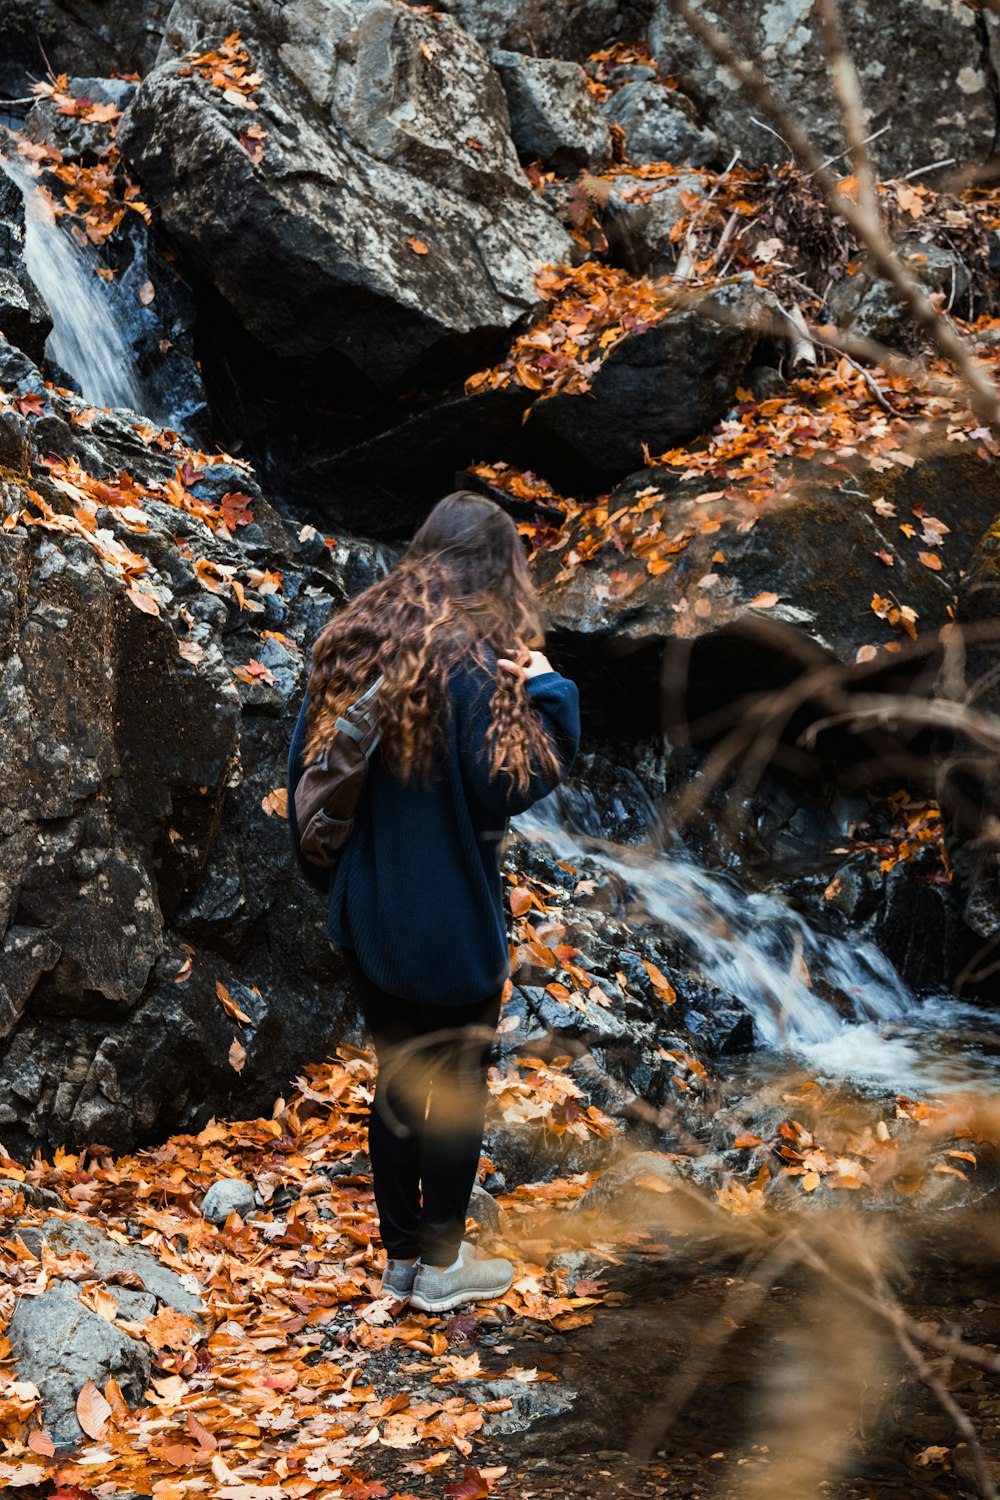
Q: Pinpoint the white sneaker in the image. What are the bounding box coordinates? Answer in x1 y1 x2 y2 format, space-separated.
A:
409 1240 513 1313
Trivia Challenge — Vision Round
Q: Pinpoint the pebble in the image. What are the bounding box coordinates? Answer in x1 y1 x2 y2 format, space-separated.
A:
200 1177 258 1224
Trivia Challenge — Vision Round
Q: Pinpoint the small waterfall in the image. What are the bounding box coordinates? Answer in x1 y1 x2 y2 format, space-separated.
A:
516 798 911 1054
2 155 149 415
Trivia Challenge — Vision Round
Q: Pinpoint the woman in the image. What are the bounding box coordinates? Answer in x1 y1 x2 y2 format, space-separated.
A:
287 492 580 1313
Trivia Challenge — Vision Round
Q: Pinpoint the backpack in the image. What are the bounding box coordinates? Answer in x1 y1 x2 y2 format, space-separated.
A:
293 677 382 870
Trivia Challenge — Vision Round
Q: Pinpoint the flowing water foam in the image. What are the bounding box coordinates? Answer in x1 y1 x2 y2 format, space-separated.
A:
2 155 149 414
514 798 995 1093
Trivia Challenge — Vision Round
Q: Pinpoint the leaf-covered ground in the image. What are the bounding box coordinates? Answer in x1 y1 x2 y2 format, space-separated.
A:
2 1046 998 1499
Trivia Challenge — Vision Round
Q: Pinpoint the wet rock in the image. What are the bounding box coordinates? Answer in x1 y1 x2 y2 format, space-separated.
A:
828 245 971 353
0 269 52 366
871 860 973 997
8 1287 152 1448
0 359 362 1157
492 51 612 175
25 76 138 164
1 1 171 93
298 386 534 537
120 0 570 390
462 1376 575 1435
648 0 999 180
11 1215 205 1316
574 1148 692 1215
602 170 704 275
0 167 53 365
468 1182 502 1236
200 1177 258 1224
944 509 1000 942
537 448 1000 727
601 81 718 166
526 276 774 484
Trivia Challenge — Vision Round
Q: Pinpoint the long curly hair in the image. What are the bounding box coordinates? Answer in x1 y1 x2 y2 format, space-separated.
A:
305 491 561 792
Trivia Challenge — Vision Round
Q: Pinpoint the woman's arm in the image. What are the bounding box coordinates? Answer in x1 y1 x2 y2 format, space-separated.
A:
453 657 580 818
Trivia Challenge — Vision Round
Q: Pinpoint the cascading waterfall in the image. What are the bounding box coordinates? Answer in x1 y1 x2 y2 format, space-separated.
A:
2 154 150 415
516 797 925 1071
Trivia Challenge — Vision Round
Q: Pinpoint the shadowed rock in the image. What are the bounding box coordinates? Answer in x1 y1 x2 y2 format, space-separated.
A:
119 0 571 388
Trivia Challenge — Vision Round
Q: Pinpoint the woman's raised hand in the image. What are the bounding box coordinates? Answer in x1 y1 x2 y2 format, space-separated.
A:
498 648 553 681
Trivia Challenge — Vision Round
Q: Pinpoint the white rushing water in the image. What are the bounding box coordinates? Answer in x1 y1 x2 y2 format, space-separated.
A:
2 155 148 413
518 797 1000 1094
513 798 948 1084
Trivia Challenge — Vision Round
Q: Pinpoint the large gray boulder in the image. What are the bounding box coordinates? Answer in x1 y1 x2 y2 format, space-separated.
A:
492 50 612 174
648 0 999 180
12 1216 204 1316
118 0 571 388
8 1288 152 1449
0 351 369 1157
602 170 705 275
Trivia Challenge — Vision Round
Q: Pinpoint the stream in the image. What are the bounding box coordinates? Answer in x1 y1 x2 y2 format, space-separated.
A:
1 150 159 417
517 796 1000 1102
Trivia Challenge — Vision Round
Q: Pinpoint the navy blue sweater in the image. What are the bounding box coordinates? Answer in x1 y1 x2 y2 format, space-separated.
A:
287 659 580 1005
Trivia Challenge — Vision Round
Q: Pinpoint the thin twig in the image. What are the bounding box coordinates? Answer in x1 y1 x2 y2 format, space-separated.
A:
893 1315 1000 1500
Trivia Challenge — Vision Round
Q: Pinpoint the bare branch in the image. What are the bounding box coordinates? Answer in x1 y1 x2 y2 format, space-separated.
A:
665 0 1000 424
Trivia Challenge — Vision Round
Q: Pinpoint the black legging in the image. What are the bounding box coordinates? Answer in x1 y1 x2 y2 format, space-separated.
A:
345 954 503 1266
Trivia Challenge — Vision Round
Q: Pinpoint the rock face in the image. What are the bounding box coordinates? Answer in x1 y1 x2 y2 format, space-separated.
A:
0 351 373 1159
947 512 1000 939
534 448 1000 749
118 0 570 389
648 0 999 180
0 0 171 94
0 171 52 366
437 0 651 61
526 278 774 484
9 1288 152 1448
601 80 718 166
492 51 612 174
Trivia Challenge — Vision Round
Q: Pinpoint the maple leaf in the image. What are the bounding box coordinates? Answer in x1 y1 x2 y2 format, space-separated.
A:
233 659 276 686
406 236 430 255
16 392 45 417
143 1307 201 1351
219 490 254 528
642 958 676 1004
